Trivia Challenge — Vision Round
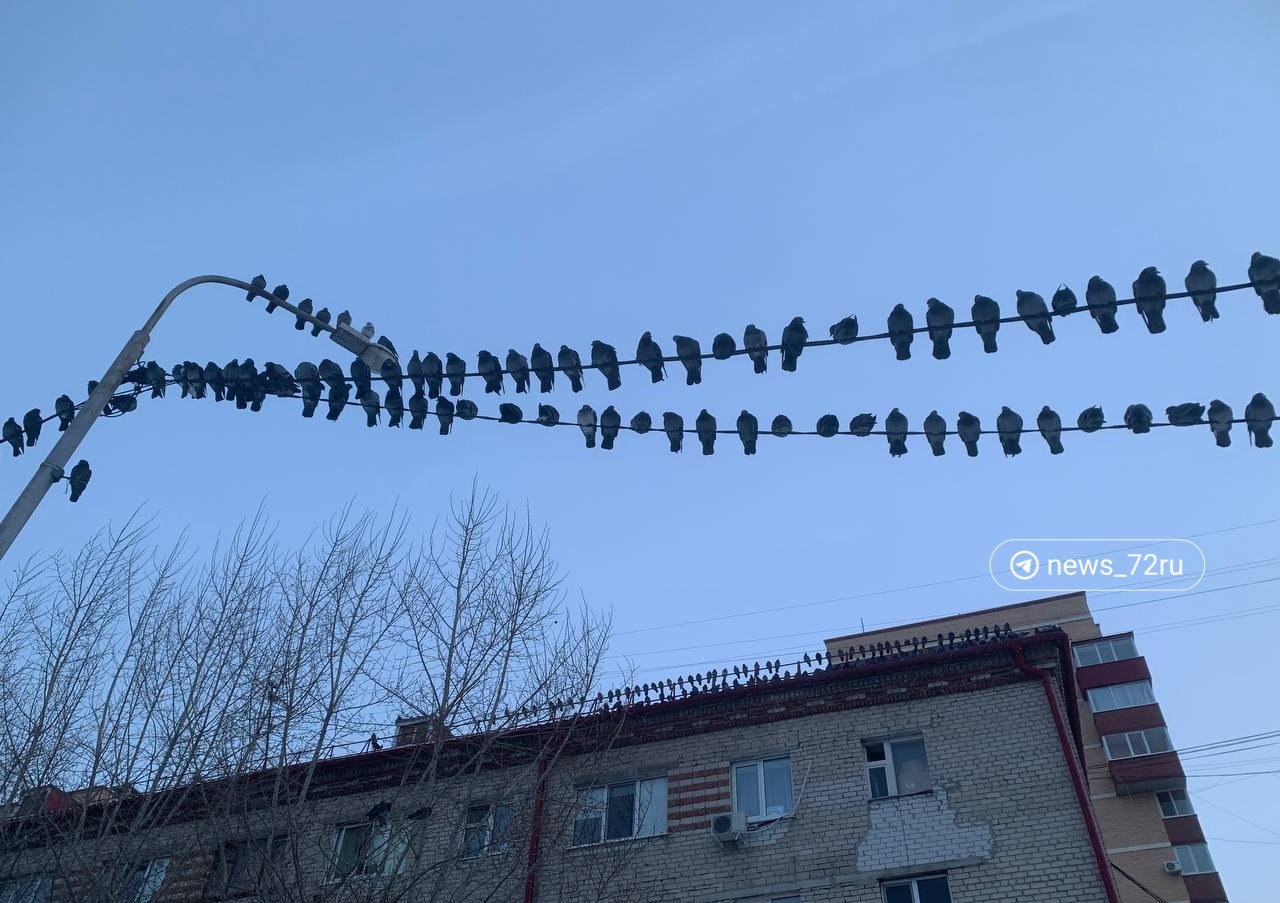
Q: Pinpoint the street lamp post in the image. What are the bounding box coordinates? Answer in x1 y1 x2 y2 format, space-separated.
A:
0 274 395 563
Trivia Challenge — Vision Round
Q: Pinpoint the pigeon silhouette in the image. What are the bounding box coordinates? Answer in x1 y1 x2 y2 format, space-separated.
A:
816 414 839 438
712 333 736 360
295 363 322 418
531 344 555 393
736 410 758 455
445 353 466 396
600 405 621 449
558 346 584 392
336 310 352 329
246 274 267 303
21 409 41 448
456 400 478 421
577 405 597 448
770 415 793 438
294 298 313 330
55 394 75 431
636 332 665 383
1124 403 1154 434
326 382 350 421
829 315 859 345
848 414 877 437
971 295 1001 353
362 389 381 427
1165 403 1205 426
381 359 403 394
1246 392 1275 448
997 406 1024 456
923 410 947 455
144 361 167 398
1051 286 1078 317
780 317 808 371
407 351 426 395
1086 276 1120 333
408 391 428 429
663 412 684 452
591 341 621 391
1133 267 1167 334
350 359 372 401
67 460 91 502
1248 252 1280 314
1016 290 1055 344
743 325 768 373
498 402 522 424
887 304 914 361
265 283 289 314
537 404 560 427
1077 406 1105 433
423 352 444 398
436 397 455 435
1037 406 1064 454
385 387 404 427
318 358 344 391
311 306 332 337
186 361 205 398
1207 399 1233 447
506 349 530 393
673 335 702 385
377 335 398 357
956 411 982 457
885 408 908 456
204 362 225 401
361 322 376 340
478 351 504 394
1184 261 1219 322
925 299 953 359
696 409 717 454
630 411 651 434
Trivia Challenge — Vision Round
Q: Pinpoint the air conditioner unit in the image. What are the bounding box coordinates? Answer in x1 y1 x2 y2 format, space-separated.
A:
710 811 748 845
1163 861 1182 875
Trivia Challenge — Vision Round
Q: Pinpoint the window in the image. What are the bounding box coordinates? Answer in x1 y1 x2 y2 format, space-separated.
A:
0 876 50 903
1073 637 1138 667
212 836 287 897
1173 843 1216 875
1157 789 1195 818
732 757 793 820
865 738 931 799
115 858 169 903
328 822 409 880
882 874 952 903
463 803 513 858
1086 681 1155 713
1102 727 1173 760
573 776 667 845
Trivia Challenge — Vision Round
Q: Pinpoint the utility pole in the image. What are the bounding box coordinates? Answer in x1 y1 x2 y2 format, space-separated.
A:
0 275 395 562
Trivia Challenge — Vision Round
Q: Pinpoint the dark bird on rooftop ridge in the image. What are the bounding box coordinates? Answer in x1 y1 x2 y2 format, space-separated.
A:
1085 276 1120 334
296 363 321 418
780 317 808 371
1124 403 1154 434
381 359 403 393
423 352 444 398
887 304 914 361
537 404 560 427
1249 252 1280 314
385 387 404 427
265 283 289 314
636 332 665 383
144 361 167 398
558 345 585 392
630 411 651 433
1166 403 1205 426
377 335 397 357
436 398 455 435
816 414 839 438
743 324 768 373
577 405 597 448
408 391 428 429
736 410 758 455
349 359 372 401
829 315 859 345
923 410 947 456
55 395 75 431
770 414 792 438
246 274 267 303
311 306 332 337
530 344 555 393
318 358 344 391
712 332 736 360
361 389 381 427
971 295 1001 353
885 408 908 457
1184 261 1219 322
1037 406 1064 454
294 297 313 330
326 381 350 421
601 405 621 449
671 335 703 385
1133 267 1168 334
499 402 522 424
848 413 876 437
361 322 376 340
67 460 91 502
204 363 226 401
456 400 478 420
445 353 466 396
186 361 205 398
1051 285 1078 317
506 349 531 393
21 409 41 448
1016 290 1055 345
1207 399 1233 447
591 341 622 391
1077 406 1105 433
696 409 717 454
663 412 684 452
956 411 982 457
407 351 426 395
336 310 352 329
478 350 504 394
997 406 1024 456
1246 392 1275 448
924 299 953 360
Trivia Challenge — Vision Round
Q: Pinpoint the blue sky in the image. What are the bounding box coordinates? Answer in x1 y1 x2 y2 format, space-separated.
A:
2 0 1278 895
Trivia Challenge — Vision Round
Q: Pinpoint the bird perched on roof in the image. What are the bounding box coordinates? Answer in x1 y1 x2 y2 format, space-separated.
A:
736 410 758 455
1184 261 1219 322
407 351 426 396
673 335 702 385
1051 285 1078 317
246 274 267 303
829 315 858 345
1165 403 1205 426
380 359 403 394
498 402 522 424
923 410 947 456
55 395 75 431
558 345 585 392
385 387 404 427
336 310 352 329
311 306 332 337
1016 290 1055 345
780 317 808 371
294 298 313 330
361 322 376 340
436 398 455 435
743 325 768 373
1133 267 1167 334
1124 403 1153 434
848 413 876 437
885 408 908 456
456 400 478 420
971 295 1001 353
591 341 622 391
1248 251 1280 314
1207 399 1233 447
712 333 736 360
600 406 621 449
20 409 40 448
326 382 350 421
477 351 504 394
506 349 531 393
577 405 597 448
629 411 651 433
887 304 914 361
350 359 372 401
1077 406 1105 433
996 406 1023 456
531 344 554 393
663 412 684 452
295 363 321 418
537 404 560 427
1086 276 1120 333
1037 406 1064 454
771 414 792 437
925 299 953 360
816 414 839 438
445 353 466 396
67 460 92 502
361 389 381 427
1246 393 1275 448
636 332 665 383
422 352 444 399
408 391 428 429
956 411 981 457
696 409 717 454
265 283 289 314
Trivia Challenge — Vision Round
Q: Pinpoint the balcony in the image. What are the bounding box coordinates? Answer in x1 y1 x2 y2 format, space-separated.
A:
1075 656 1151 691
1109 751 1185 795
1183 871 1228 902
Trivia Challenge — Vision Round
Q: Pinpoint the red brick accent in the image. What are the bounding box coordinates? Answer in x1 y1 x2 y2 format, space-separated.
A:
1108 751 1184 793
1165 814 1206 845
1093 703 1165 735
1183 871 1228 902
1076 656 1151 690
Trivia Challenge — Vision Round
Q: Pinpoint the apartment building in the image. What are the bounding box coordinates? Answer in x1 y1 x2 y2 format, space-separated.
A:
826 592 1226 903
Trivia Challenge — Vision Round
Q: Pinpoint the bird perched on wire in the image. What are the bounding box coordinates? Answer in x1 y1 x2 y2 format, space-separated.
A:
144 361 167 398
311 306 332 336
456 400 478 421
1207 399 1233 447
1133 267 1167 334
635 332 665 383
1248 251 1280 314
848 413 876 437
743 325 768 373
436 398 455 435
971 295 1001 353
361 389 381 427
1016 290 1055 345
530 344 554 393
171 363 190 398
445 353 466 396
1052 285 1078 317
295 363 322 418
67 460 92 502
736 410 758 455
673 336 702 385
923 410 947 456
600 406 621 449
997 406 1023 456
422 352 443 398
537 404 560 427
1124 403 1153 434
630 411 651 433
712 333 736 360
591 341 622 390
326 382 350 421
663 412 684 452
385 387 404 427
696 409 717 454
956 411 981 457
381 359 403 394
1086 276 1120 334
294 298 313 330
478 351 504 394
236 359 259 411
1077 406 1105 433
577 405 597 448
1037 406 1064 454
1246 393 1275 448
349 359 372 401
21 410 42 448
771 414 792 437
506 349 530 393
829 315 858 345
318 358 344 391
265 283 289 314
246 274 267 303
887 304 914 361
498 402 522 424
780 317 808 371
814 414 838 438
408 391 428 429
186 361 206 398
263 362 299 397
885 408 908 456
1184 261 1219 322
407 351 426 396
1165 403 1205 426
558 345 585 392
925 299 953 360
204 362 226 401
55 395 75 431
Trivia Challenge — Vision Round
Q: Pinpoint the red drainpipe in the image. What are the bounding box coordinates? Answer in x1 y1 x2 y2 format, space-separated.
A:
523 753 550 903
1012 644 1121 903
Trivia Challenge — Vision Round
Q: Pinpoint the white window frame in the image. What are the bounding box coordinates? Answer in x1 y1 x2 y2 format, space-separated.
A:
1086 680 1155 713
1073 637 1138 667
1157 789 1195 819
1173 842 1216 875
0 875 51 903
731 756 794 822
865 737 932 799
572 776 667 846
115 857 169 903
881 873 952 902
327 822 410 881
462 802 514 858
1102 727 1173 760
